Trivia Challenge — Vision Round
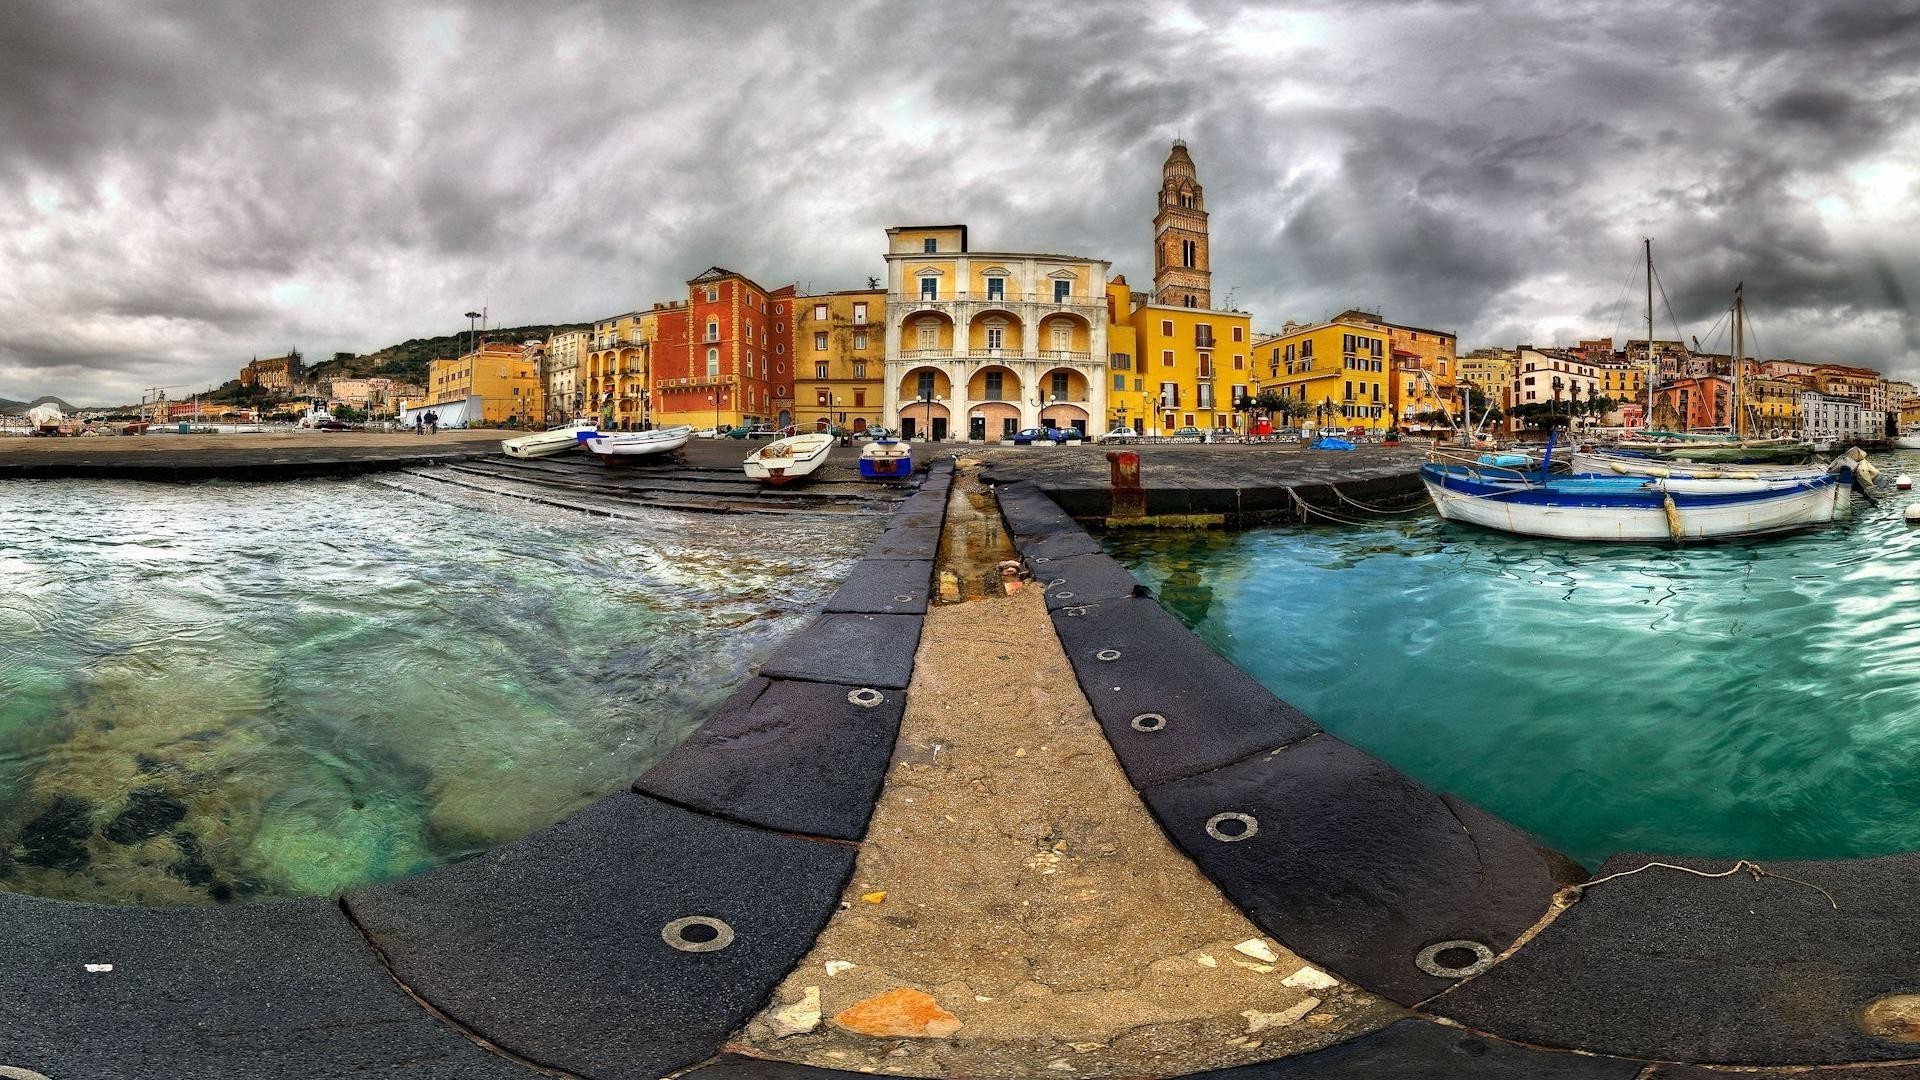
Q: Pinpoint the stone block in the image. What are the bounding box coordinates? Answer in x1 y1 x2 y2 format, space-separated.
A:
760 613 922 689
634 677 905 841
344 793 855 1079
823 559 933 615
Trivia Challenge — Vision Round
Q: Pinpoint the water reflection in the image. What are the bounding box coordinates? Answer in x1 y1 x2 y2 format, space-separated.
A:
1107 454 1920 867
0 477 883 903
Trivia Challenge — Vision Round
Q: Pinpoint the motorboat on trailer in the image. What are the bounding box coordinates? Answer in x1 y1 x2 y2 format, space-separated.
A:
583 425 694 462
502 421 597 459
858 438 912 479
744 432 835 485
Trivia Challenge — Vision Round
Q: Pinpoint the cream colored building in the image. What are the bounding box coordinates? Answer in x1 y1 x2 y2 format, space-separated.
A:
882 225 1111 440
545 329 588 419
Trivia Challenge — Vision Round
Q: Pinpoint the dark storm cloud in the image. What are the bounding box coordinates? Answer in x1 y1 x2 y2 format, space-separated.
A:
5 0 1920 404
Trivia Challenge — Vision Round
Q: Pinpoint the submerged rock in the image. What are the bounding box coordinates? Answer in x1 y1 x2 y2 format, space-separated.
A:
168 830 216 887
102 787 189 845
18 794 95 871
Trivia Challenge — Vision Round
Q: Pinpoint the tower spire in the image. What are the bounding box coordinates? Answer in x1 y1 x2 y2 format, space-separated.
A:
1152 141 1211 308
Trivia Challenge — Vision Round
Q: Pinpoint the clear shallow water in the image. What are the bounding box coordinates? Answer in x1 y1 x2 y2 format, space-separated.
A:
1107 452 1920 868
0 476 883 903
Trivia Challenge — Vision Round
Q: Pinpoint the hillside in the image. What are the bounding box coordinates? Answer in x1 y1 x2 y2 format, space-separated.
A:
0 395 82 414
309 322 591 386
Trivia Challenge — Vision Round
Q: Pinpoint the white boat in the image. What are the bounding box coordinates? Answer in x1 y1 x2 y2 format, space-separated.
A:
1571 449 1837 482
1895 426 1920 449
858 438 912 479
584 425 693 462
744 432 836 485
503 422 597 459
1421 456 1853 542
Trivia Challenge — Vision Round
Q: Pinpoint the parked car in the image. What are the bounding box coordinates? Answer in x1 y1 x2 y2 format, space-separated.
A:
1209 427 1238 442
694 425 727 439
1097 426 1138 444
725 425 778 439
1171 426 1207 442
1010 427 1070 446
860 426 898 441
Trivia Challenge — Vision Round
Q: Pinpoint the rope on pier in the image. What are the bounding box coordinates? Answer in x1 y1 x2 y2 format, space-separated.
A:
1332 485 1428 516
1570 859 1837 910
1288 488 1385 527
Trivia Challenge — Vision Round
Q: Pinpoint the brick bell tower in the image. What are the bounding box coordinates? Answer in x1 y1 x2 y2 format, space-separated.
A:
1153 140 1211 309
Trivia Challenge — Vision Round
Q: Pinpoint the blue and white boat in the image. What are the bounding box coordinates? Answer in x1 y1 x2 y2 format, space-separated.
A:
858 438 912 479
1422 450 1854 542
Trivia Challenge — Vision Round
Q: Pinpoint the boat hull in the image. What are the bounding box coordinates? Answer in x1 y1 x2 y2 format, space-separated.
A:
503 426 596 459
584 426 692 461
1895 434 1920 450
1421 464 1846 542
1605 440 1813 464
1571 451 1832 482
744 434 835 485
858 441 913 479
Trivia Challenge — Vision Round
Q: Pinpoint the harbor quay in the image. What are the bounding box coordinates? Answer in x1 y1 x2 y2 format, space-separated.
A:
5 442 1920 1079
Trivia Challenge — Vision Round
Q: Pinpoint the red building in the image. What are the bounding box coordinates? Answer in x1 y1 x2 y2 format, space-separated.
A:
651 267 790 430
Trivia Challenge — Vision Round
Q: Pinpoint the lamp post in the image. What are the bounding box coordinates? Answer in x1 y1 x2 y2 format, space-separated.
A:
1551 376 1564 433
464 310 483 358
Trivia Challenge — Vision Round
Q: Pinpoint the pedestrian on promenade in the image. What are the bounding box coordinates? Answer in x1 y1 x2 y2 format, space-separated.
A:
427 411 439 435
414 414 424 435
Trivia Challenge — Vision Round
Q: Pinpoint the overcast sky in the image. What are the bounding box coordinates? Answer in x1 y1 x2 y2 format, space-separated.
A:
6 1 1920 404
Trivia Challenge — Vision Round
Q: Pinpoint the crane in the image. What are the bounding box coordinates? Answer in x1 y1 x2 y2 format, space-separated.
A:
142 383 193 422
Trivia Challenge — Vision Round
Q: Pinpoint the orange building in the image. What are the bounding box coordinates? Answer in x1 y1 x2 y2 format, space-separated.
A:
1652 375 1733 431
649 267 788 431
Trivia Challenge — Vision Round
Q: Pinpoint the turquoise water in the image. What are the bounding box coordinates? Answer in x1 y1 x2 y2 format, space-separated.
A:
1107 452 1920 868
0 476 883 903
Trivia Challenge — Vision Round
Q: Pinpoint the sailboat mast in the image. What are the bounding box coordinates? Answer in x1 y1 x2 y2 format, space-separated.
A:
1732 283 1744 438
1645 237 1654 431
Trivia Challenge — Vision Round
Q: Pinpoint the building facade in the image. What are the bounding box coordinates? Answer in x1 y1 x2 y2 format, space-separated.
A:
1129 301 1251 434
1514 348 1601 412
239 352 305 392
650 268 784 431
420 342 544 425
1103 279 1141 433
881 226 1110 440
585 313 650 429
1252 317 1392 433
545 329 588 421
791 289 886 433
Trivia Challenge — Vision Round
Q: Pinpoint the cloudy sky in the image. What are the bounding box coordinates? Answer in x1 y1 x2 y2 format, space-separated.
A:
6 1 1920 404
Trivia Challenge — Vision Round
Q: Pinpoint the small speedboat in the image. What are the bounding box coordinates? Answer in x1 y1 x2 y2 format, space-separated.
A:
744 432 835 486
584 425 693 462
858 438 912 479
503 422 596 459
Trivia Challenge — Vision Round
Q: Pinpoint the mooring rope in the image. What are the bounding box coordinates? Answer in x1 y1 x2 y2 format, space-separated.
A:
1570 859 1838 910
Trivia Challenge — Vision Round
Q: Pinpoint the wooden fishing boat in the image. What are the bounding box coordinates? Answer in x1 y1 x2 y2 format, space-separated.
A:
858 438 912 479
744 432 835 485
1571 448 1839 481
583 425 693 462
502 421 597 459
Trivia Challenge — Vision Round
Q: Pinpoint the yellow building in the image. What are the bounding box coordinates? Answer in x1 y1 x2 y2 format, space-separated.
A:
584 313 652 430
1252 318 1391 432
1127 298 1252 435
420 342 544 426
792 289 885 433
1333 310 1457 427
1104 278 1141 433
1745 375 1804 434
1594 360 1644 406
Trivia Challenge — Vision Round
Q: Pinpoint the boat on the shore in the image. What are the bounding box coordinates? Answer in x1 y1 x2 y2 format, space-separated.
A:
744 432 835 485
858 438 911 479
1601 433 1814 464
503 422 597 459
1896 426 1920 450
584 425 693 462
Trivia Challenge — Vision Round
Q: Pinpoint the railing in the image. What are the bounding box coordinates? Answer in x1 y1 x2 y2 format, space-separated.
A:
887 292 1106 310
901 349 954 360
655 374 738 390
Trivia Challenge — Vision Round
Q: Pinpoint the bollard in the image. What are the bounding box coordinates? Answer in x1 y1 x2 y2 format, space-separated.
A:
1106 450 1145 520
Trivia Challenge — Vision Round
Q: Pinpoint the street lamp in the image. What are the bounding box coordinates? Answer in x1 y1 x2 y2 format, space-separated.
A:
464 310 483 358
1551 376 1564 432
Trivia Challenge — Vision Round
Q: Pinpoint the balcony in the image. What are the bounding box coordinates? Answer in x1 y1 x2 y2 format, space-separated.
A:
902 349 954 360
655 374 738 390
887 291 1105 312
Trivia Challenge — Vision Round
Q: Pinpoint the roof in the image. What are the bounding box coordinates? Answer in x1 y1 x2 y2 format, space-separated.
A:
1333 309 1457 339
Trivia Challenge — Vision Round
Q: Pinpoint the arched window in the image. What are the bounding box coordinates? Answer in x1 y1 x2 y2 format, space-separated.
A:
706 348 719 378
705 319 719 343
